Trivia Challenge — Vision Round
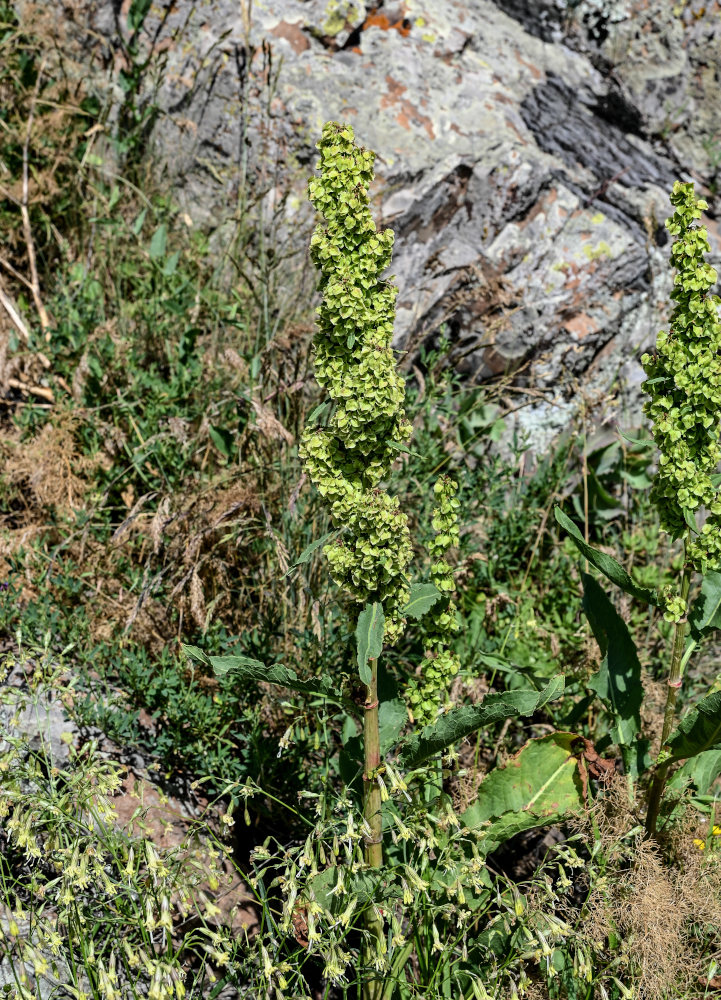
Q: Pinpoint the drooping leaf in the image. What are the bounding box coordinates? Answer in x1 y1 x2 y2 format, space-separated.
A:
182 643 211 666
462 732 588 854
582 574 642 747
617 427 655 447
182 645 354 709
290 530 338 569
208 654 270 676
307 401 329 424
555 507 659 606
356 602 384 686
402 583 442 620
688 571 721 640
670 748 721 796
396 676 564 769
386 440 422 458
667 691 721 762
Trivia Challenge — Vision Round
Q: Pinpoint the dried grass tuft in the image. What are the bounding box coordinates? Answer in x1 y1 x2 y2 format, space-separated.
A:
3 414 95 512
580 777 721 999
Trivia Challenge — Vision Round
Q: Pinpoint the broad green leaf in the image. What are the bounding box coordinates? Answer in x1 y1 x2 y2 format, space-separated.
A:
555 507 659 606
402 583 442 620
379 698 408 755
396 676 564 769
209 654 269 675
621 739 653 780
290 530 338 569
688 571 721 640
667 691 721 762
208 424 234 458
682 507 698 532
462 732 588 854
670 748 721 795
356 602 384 686
182 643 211 666
311 867 395 915
149 223 167 260
582 574 642 747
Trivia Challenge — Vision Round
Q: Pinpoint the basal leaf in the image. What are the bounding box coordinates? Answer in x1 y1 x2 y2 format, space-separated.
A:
555 507 659 606
462 732 588 854
356 602 384 686
667 691 721 762
396 676 564 769
402 583 442 620
582 574 642 747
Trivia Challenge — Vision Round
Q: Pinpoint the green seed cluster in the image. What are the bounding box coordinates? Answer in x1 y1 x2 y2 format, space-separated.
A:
300 122 413 642
642 181 721 617
407 476 462 723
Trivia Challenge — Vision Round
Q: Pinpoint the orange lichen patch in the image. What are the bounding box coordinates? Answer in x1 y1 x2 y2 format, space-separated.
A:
514 49 542 81
269 20 310 55
363 11 412 36
565 313 599 340
380 74 436 140
518 188 558 228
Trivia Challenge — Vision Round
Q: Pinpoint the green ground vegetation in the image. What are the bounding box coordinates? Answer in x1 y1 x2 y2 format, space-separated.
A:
0 4 719 1000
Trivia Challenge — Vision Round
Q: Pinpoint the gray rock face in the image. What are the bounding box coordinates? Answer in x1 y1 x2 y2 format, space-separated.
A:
69 0 721 434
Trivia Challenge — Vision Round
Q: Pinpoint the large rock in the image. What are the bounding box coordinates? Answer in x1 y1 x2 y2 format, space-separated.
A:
68 0 721 435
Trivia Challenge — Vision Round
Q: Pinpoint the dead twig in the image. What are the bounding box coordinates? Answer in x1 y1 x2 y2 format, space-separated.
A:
0 277 30 342
21 58 52 339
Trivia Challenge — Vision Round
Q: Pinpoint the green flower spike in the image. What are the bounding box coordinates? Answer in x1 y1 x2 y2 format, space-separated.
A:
642 181 721 619
407 475 462 723
299 122 413 642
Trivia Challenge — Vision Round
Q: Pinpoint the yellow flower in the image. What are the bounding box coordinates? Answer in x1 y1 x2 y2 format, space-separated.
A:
712 826 721 836
693 838 706 850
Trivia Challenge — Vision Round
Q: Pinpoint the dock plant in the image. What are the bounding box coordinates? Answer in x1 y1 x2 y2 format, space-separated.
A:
185 122 617 998
642 181 721 832
556 180 721 837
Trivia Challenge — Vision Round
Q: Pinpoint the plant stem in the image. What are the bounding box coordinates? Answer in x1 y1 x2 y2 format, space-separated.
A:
645 547 692 836
363 657 383 866
363 656 383 999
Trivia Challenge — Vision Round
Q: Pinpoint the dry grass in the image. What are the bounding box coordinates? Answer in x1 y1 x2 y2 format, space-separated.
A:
3 411 97 511
581 777 721 999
